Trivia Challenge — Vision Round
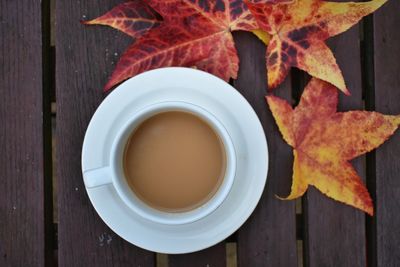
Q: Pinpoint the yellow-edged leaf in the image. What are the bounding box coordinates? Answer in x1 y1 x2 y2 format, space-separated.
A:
247 0 387 94
267 78 400 215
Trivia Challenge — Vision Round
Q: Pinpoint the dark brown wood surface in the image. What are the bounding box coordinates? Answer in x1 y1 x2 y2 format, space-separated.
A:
56 1 155 266
373 1 400 266
233 32 298 267
303 17 367 267
0 0 398 265
0 1 46 266
169 243 226 267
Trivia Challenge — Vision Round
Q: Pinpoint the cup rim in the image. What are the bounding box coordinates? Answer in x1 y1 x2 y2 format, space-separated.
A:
109 101 236 225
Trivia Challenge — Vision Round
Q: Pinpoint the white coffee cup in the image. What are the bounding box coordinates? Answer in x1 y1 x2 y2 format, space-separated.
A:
83 101 236 225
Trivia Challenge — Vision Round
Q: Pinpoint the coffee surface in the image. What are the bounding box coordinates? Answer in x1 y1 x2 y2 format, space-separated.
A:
123 111 226 212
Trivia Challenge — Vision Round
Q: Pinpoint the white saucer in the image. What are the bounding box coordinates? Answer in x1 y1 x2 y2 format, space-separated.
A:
82 67 268 254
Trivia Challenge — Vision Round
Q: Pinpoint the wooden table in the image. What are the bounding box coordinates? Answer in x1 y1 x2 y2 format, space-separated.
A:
1 1 399 266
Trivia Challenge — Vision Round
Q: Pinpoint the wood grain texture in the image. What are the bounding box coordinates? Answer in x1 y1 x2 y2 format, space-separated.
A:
373 1 400 266
233 31 297 267
56 1 155 266
303 11 367 267
169 243 226 267
0 1 45 266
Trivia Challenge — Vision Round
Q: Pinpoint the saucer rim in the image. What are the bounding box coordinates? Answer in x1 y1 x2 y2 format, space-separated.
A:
81 67 268 254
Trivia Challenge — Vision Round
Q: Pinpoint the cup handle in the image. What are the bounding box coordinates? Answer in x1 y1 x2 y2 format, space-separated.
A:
83 167 112 188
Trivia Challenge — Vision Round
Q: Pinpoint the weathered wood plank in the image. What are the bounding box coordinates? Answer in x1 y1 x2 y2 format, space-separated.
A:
56 1 155 266
169 243 226 267
0 0 46 266
373 1 400 266
233 31 297 267
303 21 367 267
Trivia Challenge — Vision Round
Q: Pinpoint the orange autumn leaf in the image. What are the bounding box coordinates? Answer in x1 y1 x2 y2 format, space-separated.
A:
85 0 262 91
82 1 161 39
246 0 387 94
266 78 400 215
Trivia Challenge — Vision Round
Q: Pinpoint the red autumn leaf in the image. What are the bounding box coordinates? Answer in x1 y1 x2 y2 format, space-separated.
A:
85 0 260 91
266 78 400 215
246 0 387 94
83 1 161 39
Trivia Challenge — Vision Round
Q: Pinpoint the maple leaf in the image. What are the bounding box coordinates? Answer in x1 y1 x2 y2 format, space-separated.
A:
82 1 162 39
246 0 387 94
266 78 400 215
85 0 260 91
